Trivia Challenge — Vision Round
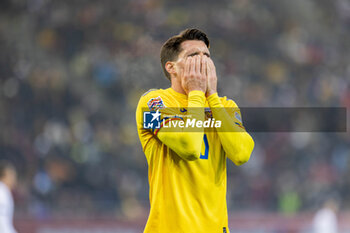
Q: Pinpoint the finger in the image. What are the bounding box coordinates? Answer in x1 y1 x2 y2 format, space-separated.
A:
206 58 211 76
190 56 195 74
201 56 207 76
208 58 216 76
209 58 215 70
185 57 191 75
195 55 201 74
206 58 211 86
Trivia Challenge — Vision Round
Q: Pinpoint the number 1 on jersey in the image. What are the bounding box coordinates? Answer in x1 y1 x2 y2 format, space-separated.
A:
200 134 209 159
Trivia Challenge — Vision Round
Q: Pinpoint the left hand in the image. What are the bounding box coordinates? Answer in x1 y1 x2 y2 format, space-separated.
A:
206 58 217 97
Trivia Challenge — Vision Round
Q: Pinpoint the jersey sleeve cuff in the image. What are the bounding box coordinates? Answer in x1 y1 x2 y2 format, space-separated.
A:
188 90 206 107
207 93 224 107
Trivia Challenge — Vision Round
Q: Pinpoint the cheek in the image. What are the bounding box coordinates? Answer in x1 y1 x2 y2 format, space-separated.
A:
175 61 185 71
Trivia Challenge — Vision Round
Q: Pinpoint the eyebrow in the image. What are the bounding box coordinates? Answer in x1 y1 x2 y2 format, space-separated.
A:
187 51 211 57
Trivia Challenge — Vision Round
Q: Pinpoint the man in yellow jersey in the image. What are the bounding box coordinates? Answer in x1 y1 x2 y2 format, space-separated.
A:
136 28 254 233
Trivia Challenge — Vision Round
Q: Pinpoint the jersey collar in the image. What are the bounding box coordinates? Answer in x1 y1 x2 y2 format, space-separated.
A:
168 88 188 100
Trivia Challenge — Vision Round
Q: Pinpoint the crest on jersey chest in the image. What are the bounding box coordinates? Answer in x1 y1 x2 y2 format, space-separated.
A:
205 108 213 119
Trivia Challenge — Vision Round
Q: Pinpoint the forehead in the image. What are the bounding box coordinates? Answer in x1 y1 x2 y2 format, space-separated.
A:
179 40 209 55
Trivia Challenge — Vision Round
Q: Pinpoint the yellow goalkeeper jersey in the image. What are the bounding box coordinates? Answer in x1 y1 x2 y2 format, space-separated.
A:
136 88 253 233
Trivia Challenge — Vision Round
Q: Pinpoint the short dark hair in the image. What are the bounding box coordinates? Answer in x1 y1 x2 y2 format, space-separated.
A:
160 28 210 81
0 160 15 179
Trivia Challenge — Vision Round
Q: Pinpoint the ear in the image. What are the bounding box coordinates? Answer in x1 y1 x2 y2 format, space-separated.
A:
165 61 176 76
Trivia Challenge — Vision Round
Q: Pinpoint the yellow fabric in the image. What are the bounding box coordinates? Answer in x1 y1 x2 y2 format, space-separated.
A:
156 90 206 161
136 88 254 233
207 93 255 166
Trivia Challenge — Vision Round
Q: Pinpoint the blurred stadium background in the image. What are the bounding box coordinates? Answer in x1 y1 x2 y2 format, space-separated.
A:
0 0 349 232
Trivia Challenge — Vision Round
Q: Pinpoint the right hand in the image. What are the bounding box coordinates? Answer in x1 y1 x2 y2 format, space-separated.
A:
181 55 207 95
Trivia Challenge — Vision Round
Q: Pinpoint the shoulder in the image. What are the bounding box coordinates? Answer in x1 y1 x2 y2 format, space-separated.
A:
219 96 239 108
137 88 171 111
141 88 159 97
140 88 166 100
219 96 244 124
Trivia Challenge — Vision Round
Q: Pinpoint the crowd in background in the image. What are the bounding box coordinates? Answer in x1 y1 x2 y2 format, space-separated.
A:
0 0 349 219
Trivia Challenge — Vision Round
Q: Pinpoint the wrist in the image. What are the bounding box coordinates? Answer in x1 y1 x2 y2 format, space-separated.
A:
188 90 206 106
206 90 217 97
207 92 222 107
188 87 206 94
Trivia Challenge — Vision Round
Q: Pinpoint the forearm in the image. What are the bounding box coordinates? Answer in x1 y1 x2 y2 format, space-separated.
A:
157 91 206 160
207 93 254 165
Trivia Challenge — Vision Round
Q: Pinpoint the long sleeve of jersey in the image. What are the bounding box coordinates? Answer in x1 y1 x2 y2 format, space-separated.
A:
207 93 254 166
156 90 206 161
